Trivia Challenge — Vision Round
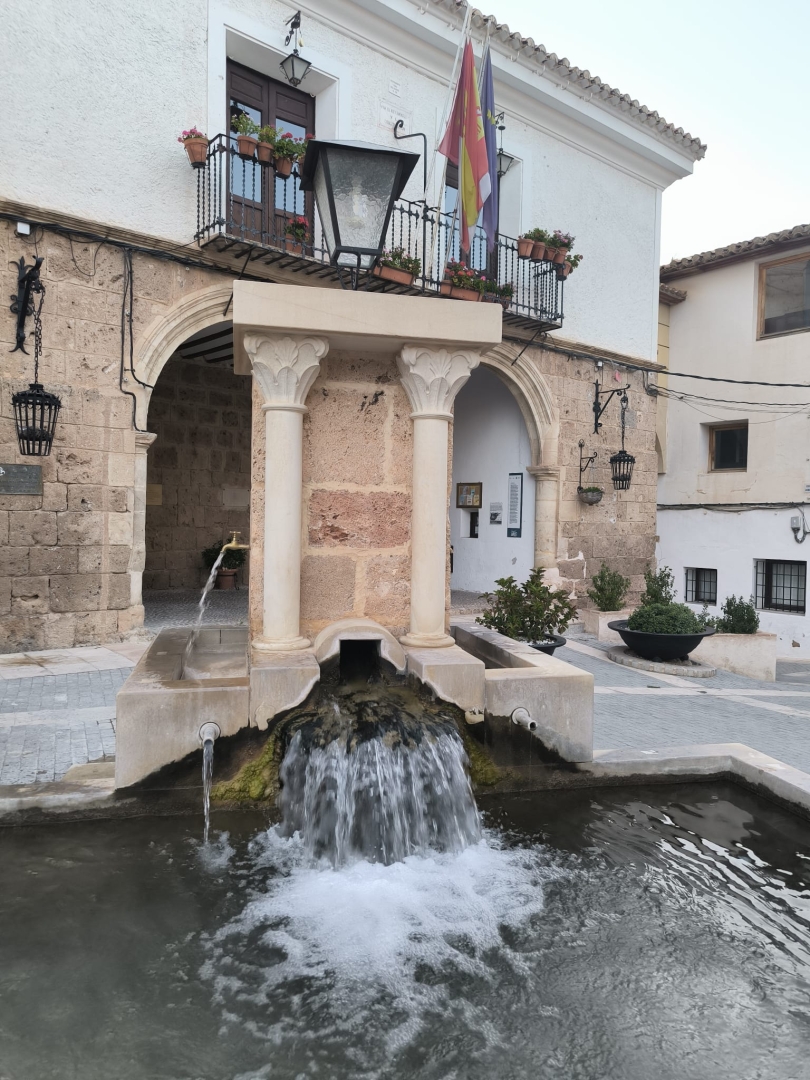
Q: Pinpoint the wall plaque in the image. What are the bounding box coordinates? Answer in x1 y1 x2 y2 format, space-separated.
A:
507 472 523 537
0 464 43 496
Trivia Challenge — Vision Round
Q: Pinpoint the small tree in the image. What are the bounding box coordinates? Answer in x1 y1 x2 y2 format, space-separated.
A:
478 568 576 643
715 595 760 634
587 563 630 612
640 565 676 606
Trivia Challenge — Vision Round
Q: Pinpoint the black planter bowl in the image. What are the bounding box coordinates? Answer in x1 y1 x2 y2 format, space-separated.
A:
607 621 715 663
528 634 567 656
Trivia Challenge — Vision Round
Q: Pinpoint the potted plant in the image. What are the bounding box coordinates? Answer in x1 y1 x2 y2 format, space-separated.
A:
560 252 583 279
608 566 714 662
517 233 535 259
578 485 603 505
257 125 277 166
498 281 514 309
202 541 247 591
273 131 311 178
549 229 574 264
441 260 482 302
284 215 310 256
477 567 577 655
231 113 258 159
374 247 421 286
691 595 777 681
582 563 631 641
178 127 208 167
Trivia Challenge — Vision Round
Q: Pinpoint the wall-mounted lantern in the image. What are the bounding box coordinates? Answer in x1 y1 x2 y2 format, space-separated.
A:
299 139 419 286
494 113 514 178
10 257 61 456
609 392 635 490
280 10 312 87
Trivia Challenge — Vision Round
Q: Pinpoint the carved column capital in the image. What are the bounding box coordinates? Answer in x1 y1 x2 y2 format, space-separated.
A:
396 346 481 419
244 334 329 412
134 432 157 452
526 465 560 481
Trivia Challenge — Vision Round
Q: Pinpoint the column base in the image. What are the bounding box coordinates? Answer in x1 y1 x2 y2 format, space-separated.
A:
399 631 456 649
252 635 312 653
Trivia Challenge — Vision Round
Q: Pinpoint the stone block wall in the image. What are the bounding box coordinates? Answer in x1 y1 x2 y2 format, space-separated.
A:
248 352 413 642
144 356 252 590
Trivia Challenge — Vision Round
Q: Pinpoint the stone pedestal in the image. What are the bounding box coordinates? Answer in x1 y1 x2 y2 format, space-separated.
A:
245 334 328 651
397 346 481 647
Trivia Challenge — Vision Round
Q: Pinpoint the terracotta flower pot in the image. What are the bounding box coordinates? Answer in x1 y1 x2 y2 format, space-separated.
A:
530 241 546 261
517 237 534 259
552 247 567 264
236 134 258 160
373 264 415 287
440 281 453 297
215 567 238 590
544 245 558 262
450 286 480 302
284 238 306 256
275 156 293 178
500 296 512 310
256 141 274 166
183 137 208 168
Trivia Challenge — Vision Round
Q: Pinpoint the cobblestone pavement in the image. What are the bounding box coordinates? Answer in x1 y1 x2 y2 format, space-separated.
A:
144 589 248 629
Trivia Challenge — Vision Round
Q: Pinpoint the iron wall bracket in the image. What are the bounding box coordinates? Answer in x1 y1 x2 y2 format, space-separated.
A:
593 379 630 433
10 256 44 354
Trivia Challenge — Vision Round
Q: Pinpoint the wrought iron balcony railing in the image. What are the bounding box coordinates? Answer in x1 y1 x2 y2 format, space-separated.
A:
194 134 564 331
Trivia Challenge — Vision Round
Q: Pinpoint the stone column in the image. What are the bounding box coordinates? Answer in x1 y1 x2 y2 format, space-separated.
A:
126 431 157 629
244 334 328 651
527 464 560 571
397 346 481 648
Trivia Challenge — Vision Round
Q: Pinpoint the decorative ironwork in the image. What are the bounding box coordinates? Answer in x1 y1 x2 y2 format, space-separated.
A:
10 256 43 353
609 390 635 490
11 267 61 456
193 135 565 332
592 377 631 434
577 439 597 492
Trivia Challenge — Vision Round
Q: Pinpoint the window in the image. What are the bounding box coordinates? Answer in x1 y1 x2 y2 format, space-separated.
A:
709 422 747 471
755 559 806 614
685 567 717 604
760 255 810 337
227 60 314 243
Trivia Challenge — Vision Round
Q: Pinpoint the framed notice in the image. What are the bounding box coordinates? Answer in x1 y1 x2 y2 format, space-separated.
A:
0 464 42 495
507 472 523 537
456 482 482 509
489 501 503 525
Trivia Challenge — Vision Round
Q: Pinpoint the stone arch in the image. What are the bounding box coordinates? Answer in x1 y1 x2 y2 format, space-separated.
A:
478 341 562 574
480 343 560 467
131 282 235 429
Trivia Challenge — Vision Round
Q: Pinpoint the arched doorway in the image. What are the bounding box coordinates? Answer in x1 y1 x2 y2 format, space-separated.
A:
450 366 537 596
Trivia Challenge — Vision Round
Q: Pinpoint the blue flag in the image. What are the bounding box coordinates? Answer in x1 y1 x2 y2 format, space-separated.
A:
478 44 499 253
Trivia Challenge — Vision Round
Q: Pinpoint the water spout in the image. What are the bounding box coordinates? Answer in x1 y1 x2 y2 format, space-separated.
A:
511 707 537 731
182 532 249 677
200 722 221 843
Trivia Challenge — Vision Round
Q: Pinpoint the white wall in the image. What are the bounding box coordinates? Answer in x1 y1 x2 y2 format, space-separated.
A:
450 367 535 594
2 0 697 365
657 508 810 657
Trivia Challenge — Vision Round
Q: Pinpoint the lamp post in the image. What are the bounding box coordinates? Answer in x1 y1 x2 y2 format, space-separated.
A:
299 139 419 288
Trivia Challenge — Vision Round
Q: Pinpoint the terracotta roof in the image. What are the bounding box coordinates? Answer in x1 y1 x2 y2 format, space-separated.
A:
427 0 706 161
661 224 810 279
659 283 687 305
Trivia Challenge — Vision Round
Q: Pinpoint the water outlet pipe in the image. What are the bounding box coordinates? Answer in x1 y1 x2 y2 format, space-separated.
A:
511 708 536 731
199 722 221 744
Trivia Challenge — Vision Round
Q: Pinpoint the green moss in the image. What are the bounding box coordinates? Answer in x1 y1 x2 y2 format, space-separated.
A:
211 729 282 804
458 723 502 788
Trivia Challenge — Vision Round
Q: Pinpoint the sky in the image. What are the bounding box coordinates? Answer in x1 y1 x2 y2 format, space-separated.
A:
485 0 809 263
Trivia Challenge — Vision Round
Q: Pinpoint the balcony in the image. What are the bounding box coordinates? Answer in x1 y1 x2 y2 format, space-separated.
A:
194 135 564 334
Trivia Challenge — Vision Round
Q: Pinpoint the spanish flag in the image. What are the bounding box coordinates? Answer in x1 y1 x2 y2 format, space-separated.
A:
438 40 491 253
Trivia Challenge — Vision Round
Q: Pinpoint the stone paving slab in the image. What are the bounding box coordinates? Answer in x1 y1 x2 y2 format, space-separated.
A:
0 707 116 785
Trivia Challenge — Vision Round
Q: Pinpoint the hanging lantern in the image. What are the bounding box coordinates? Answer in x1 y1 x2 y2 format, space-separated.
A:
280 10 312 87
11 270 61 456
610 390 634 490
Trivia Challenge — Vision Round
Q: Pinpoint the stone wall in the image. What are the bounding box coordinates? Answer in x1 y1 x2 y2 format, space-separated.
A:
144 356 252 590
248 351 413 642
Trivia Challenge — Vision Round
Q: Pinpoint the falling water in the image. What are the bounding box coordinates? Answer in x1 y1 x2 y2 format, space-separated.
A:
182 549 225 676
202 737 215 844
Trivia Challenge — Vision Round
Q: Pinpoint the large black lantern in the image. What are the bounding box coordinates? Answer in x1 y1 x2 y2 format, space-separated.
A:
609 391 635 490
299 139 419 277
13 382 61 456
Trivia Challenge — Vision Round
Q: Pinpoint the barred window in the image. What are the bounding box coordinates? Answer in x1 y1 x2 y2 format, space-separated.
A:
685 567 717 604
710 423 747 471
755 559 806 614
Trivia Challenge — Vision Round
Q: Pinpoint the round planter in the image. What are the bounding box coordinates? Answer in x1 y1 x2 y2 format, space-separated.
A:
256 141 275 166
543 245 559 262
284 238 306 256
552 247 567 265
215 568 238 591
274 156 293 178
528 634 567 656
607 621 715 663
517 237 534 259
500 296 512 310
182 137 208 168
373 264 415 287
578 489 603 505
558 262 572 279
235 134 258 160
530 241 546 261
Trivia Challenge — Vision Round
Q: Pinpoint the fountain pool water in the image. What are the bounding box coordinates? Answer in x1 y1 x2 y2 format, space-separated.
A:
2 777 810 1079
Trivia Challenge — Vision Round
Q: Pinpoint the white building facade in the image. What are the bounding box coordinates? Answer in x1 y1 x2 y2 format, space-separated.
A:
658 225 810 655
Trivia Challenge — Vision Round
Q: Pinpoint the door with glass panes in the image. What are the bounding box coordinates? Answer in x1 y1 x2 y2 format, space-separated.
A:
227 61 314 248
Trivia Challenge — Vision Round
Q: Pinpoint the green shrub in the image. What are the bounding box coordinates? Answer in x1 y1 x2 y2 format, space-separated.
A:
478 567 577 643
639 565 676 606
715 595 759 634
202 541 246 572
627 602 702 635
587 563 630 612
